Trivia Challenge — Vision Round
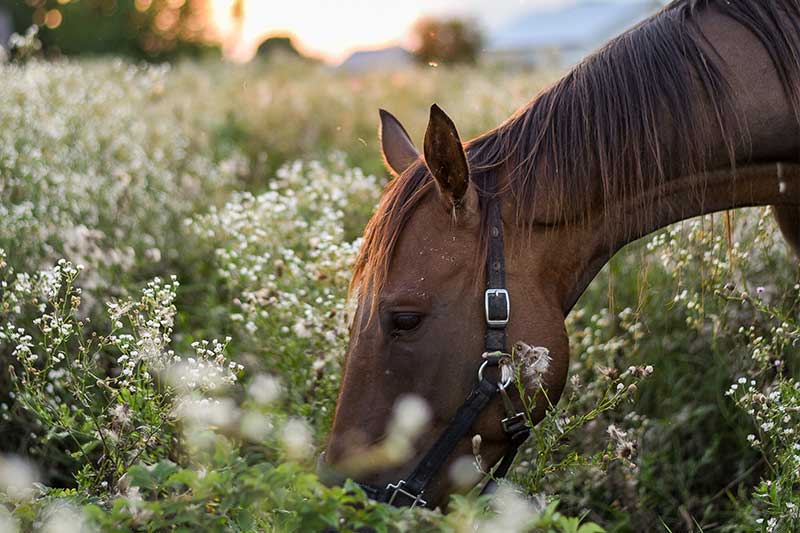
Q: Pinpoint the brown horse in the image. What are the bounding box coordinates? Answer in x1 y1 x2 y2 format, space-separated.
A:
324 0 800 508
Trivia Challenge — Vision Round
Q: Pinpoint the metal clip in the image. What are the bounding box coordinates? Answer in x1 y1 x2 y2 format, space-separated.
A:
498 385 528 435
386 480 427 508
501 412 528 435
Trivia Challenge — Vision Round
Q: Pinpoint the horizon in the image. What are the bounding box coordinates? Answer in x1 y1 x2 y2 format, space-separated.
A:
210 0 574 62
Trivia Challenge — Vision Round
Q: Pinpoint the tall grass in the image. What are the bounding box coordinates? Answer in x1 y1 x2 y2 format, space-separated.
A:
0 55 797 532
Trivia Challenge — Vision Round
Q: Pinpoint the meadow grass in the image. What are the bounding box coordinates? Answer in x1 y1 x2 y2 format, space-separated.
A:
0 55 798 532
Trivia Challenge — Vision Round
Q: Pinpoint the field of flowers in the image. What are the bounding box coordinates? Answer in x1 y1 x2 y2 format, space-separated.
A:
0 48 798 532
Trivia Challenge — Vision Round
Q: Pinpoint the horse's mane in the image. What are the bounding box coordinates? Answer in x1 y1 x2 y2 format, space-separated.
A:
351 0 800 306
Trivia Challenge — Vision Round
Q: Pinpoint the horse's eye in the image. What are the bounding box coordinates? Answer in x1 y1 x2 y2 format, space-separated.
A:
391 312 422 332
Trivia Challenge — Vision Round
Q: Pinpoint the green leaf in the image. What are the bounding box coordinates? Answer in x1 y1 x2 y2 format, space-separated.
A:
577 524 606 533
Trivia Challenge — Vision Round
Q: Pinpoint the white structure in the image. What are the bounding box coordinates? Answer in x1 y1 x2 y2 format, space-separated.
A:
338 46 415 72
488 0 663 69
0 6 12 47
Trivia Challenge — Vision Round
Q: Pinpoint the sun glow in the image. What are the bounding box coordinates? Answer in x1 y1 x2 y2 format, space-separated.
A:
209 0 424 62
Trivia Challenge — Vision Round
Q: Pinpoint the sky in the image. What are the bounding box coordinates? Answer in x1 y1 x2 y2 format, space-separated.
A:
209 0 567 62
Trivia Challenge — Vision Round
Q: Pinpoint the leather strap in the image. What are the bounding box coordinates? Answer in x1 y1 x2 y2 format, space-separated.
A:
480 417 531 496
485 187 509 353
367 378 498 506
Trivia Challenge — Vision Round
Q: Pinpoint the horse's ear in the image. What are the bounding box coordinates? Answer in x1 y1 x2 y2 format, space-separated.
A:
379 109 419 177
423 104 469 210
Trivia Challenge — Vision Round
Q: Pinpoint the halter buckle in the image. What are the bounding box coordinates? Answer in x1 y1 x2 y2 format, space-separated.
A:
386 480 427 508
485 289 510 327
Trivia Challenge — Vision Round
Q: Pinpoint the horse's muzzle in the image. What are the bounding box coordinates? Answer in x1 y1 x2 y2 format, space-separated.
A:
316 451 347 487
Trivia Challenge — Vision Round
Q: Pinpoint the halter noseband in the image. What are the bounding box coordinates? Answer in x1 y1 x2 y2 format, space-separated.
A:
355 191 531 508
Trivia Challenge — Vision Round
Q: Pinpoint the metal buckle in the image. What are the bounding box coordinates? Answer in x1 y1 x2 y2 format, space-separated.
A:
386 480 427 508
485 289 510 327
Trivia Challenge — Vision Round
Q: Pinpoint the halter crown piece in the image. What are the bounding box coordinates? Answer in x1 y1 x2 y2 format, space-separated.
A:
356 181 532 508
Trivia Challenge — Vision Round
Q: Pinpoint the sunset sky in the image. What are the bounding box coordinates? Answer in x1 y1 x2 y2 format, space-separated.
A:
209 0 566 62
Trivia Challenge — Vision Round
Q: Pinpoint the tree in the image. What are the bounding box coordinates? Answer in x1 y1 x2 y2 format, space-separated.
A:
411 16 483 65
256 36 301 60
3 0 220 61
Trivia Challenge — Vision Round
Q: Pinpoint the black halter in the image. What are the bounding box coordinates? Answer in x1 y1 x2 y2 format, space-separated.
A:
356 193 531 508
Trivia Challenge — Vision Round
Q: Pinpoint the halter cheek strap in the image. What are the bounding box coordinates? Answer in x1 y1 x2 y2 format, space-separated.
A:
485 192 509 353
355 193 531 508
479 191 530 496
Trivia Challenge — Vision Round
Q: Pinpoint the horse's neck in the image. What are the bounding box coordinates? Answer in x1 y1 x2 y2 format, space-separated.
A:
557 162 800 312
560 5 800 312
602 5 800 244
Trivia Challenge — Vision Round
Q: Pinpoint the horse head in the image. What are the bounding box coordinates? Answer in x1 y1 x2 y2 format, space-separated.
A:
321 105 571 508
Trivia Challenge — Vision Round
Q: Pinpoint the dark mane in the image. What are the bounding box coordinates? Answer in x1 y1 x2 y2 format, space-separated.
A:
352 0 800 304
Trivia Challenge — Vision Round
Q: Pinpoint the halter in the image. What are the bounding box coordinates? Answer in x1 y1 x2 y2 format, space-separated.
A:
355 192 531 508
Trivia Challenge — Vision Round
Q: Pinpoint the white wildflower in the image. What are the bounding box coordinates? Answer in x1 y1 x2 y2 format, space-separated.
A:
0 455 39 501
448 455 482 488
478 483 540 533
174 397 239 430
281 418 313 460
109 403 132 429
0 506 18 533
607 424 637 463
387 395 431 440
248 374 283 405
240 412 273 442
292 319 311 339
40 501 94 533
514 341 551 388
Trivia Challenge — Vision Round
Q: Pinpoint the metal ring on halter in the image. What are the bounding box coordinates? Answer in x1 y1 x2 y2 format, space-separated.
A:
477 360 513 390
498 374 513 391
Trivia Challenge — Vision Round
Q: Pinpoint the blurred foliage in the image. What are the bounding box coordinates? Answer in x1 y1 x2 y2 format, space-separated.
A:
3 0 221 61
411 16 484 65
